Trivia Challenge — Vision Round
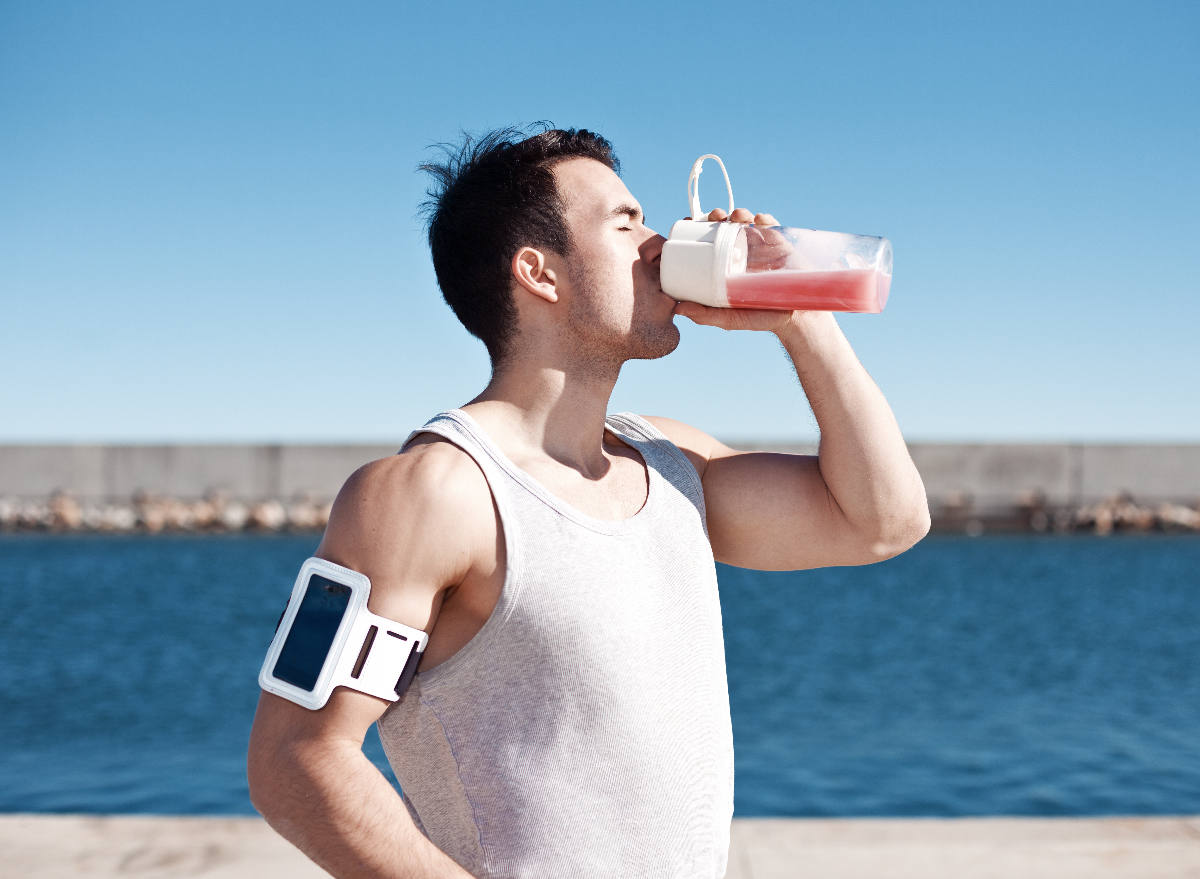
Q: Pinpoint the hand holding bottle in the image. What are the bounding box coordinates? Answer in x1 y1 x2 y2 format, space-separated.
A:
660 156 892 315
671 207 799 334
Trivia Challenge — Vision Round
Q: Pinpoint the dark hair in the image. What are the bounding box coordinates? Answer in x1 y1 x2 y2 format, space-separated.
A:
419 125 620 363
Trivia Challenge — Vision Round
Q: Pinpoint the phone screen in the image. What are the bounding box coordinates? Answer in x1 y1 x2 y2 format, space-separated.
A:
272 574 352 692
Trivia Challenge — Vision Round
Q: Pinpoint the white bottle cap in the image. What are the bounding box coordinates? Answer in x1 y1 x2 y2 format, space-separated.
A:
660 155 745 307
661 220 744 307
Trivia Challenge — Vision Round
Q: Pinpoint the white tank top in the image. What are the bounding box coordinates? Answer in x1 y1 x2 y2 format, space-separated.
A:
378 410 733 878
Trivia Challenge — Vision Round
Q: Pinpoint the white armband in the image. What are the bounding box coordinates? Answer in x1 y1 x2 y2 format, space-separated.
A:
259 558 428 711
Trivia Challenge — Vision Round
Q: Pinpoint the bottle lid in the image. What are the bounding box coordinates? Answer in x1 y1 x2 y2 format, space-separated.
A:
661 155 743 307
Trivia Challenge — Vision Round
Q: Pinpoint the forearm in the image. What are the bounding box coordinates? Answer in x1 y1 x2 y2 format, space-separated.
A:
249 736 470 879
776 311 929 554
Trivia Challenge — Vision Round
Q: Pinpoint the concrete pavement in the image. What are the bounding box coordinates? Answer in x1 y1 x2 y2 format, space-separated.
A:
725 816 1200 879
4 814 1200 878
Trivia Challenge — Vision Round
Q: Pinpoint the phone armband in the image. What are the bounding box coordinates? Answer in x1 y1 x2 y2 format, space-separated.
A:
258 558 428 710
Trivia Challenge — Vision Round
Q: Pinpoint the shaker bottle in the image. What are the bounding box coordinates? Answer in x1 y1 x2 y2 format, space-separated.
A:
660 155 893 313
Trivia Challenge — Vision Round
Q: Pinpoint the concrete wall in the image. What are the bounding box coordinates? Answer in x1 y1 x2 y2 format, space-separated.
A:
2 442 1198 509
909 444 1200 512
0 444 399 502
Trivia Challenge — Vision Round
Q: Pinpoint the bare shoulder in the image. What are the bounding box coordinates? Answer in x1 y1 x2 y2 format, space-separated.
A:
323 435 493 556
316 434 498 629
639 415 735 478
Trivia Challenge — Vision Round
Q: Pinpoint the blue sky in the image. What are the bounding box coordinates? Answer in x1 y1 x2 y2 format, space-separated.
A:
2 1 1197 442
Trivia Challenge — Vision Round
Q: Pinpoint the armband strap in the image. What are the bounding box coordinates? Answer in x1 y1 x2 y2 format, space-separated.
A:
331 607 428 701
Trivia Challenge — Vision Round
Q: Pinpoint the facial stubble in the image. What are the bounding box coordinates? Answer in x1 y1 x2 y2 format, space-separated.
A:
564 253 681 375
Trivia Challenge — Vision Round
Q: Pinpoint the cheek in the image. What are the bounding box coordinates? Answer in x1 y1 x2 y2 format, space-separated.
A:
591 234 641 276
574 244 635 297
566 238 644 324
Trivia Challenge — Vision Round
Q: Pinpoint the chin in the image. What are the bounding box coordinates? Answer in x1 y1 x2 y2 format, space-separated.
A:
628 323 681 362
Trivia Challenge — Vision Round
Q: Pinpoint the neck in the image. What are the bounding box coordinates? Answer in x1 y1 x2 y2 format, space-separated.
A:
463 348 623 477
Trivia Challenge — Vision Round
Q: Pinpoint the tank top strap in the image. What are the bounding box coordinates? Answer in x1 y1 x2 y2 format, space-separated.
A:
405 409 707 536
604 412 707 522
402 409 519 492
398 410 528 674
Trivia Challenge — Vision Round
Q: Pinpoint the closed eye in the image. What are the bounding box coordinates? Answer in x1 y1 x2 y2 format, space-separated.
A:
609 203 644 231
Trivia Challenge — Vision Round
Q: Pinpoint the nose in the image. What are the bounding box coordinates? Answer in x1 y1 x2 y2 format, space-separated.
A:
640 229 666 267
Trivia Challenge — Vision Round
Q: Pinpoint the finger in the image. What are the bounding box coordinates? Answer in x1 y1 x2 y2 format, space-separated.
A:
674 300 731 328
729 208 755 224
675 300 794 332
672 303 715 329
754 213 779 226
706 208 728 221
674 300 727 327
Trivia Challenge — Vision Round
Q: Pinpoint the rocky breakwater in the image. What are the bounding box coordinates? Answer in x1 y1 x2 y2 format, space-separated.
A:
5 490 1199 538
934 490 1200 536
0 491 333 533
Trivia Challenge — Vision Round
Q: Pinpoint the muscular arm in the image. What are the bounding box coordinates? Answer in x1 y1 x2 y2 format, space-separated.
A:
658 210 929 571
248 692 466 879
247 438 502 878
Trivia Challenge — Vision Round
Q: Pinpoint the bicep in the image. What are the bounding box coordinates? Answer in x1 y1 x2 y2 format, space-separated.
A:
703 450 871 570
646 417 865 570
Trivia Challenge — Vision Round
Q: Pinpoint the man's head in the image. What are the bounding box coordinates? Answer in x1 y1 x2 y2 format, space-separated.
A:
420 126 676 369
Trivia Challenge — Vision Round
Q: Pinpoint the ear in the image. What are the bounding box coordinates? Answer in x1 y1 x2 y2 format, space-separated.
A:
511 246 558 303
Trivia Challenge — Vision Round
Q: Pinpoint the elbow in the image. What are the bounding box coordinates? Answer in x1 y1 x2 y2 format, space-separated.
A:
861 498 931 563
246 744 317 854
907 497 933 546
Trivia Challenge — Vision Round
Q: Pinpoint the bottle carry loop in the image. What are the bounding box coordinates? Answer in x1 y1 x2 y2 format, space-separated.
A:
688 155 735 220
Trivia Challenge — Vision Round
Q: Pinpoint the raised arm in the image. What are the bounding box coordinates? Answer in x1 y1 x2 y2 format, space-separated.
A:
247 438 503 878
654 210 929 571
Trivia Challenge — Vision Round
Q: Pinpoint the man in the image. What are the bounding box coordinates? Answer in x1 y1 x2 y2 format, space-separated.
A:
248 127 929 878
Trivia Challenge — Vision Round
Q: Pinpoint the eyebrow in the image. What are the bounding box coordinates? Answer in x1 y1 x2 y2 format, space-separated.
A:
606 203 643 223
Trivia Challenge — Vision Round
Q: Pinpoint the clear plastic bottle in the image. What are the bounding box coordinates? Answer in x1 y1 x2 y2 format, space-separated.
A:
660 156 893 313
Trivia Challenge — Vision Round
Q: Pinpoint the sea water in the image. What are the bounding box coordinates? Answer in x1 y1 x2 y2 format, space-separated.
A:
1 533 1197 816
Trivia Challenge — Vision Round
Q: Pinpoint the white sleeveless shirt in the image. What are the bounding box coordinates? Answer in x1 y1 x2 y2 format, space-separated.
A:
378 410 734 878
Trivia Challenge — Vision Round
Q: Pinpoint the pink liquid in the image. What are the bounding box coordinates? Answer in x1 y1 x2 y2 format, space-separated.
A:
725 269 891 313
